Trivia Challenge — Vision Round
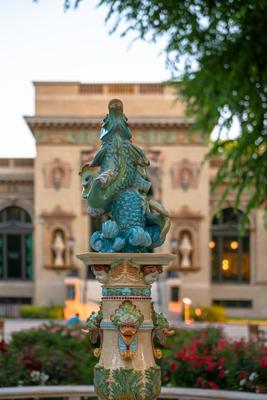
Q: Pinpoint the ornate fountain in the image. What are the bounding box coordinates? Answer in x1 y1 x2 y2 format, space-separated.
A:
77 99 176 400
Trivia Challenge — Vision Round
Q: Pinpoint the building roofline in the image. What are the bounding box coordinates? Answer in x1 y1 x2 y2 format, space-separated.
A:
32 81 171 86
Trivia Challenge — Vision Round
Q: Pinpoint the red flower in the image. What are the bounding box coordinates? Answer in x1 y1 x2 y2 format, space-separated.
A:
217 357 225 367
261 356 267 369
239 371 247 379
216 339 227 351
208 381 219 390
219 369 225 378
205 362 216 371
176 347 186 360
0 340 6 352
162 372 169 382
169 361 177 372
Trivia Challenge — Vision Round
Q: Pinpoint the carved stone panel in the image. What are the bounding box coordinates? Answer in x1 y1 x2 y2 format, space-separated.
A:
43 158 72 190
170 159 199 191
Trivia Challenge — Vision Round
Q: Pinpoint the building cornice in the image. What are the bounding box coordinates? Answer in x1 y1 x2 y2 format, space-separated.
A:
24 116 192 131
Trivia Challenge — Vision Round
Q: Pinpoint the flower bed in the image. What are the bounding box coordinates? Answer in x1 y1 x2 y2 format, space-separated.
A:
0 323 95 387
0 324 266 393
160 327 267 393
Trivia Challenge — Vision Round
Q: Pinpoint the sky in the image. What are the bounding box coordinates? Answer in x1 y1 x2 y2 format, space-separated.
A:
0 0 169 158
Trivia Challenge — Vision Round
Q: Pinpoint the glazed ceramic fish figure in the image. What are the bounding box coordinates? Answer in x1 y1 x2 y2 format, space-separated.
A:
80 99 170 253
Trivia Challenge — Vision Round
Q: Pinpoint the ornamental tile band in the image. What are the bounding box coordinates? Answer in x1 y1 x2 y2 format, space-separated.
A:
100 321 154 330
102 287 151 297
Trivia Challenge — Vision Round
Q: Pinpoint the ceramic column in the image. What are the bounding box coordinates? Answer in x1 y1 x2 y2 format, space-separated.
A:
77 253 175 400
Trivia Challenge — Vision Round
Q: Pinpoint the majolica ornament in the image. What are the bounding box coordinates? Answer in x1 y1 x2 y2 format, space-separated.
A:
84 303 103 358
79 99 170 253
78 100 176 400
111 300 144 360
151 303 175 359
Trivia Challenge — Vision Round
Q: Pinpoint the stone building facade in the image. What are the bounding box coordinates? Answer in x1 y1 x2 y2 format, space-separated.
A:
0 82 266 318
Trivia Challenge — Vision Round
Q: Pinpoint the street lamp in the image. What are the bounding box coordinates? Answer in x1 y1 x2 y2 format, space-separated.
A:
182 297 192 324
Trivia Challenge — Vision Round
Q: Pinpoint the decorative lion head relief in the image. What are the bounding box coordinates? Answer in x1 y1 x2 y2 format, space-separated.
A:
111 300 144 360
91 264 110 284
43 158 72 190
142 265 163 285
170 159 199 191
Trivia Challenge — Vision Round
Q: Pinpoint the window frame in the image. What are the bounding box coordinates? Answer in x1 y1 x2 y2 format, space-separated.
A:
0 207 33 281
211 208 250 285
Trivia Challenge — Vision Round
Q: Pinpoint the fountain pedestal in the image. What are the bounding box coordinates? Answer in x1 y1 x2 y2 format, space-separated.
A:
77 252 175 400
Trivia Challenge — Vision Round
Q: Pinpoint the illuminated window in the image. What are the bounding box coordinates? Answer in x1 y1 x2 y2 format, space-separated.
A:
0 207 33 280
211 208 249 283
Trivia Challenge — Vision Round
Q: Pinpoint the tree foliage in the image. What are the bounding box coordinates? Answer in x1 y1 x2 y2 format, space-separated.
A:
66 0 267 225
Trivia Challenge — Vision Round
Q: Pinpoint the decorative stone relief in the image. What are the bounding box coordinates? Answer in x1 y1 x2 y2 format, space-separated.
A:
170 158 199 190
43 158 72 190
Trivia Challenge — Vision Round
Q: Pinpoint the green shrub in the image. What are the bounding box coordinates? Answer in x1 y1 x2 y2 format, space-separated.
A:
20 306 64 319
190 306 227 322
0 323 95 387
1 325 267 393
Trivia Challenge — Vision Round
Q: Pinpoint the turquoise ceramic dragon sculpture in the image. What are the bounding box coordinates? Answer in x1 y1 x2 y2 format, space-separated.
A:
80 99 170 253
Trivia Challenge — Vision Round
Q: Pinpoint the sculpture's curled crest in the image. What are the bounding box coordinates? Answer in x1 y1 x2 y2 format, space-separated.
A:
80 99 170 253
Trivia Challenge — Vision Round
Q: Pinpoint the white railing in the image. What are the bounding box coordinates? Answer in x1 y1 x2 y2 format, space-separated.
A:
0 386 267 400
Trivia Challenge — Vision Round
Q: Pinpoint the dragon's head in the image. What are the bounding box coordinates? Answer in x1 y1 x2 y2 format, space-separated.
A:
100 98 132 142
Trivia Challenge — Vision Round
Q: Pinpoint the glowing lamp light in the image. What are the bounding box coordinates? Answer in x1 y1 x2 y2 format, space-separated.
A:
182 297 192 305
222 259 229 271
230 240 239 250
208 240 216 249
195 307 202 317
182 297 192 324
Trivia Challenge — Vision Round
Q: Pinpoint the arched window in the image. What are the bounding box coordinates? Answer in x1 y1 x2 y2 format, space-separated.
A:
210 208 249 283
0 206 33 280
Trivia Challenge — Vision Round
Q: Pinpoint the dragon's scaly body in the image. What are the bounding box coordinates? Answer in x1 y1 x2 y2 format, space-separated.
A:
80 99 170 253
